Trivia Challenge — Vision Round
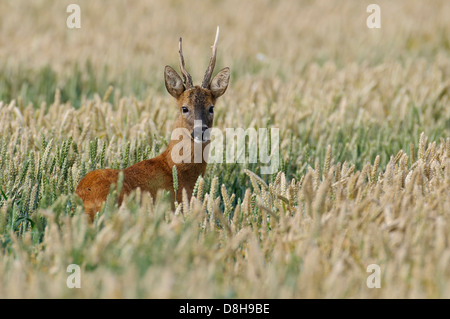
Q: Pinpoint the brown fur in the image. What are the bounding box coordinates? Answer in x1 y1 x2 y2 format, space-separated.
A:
76 63 230 221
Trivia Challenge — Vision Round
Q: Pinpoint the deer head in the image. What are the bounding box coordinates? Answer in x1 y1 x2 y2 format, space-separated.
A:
164 27 230 144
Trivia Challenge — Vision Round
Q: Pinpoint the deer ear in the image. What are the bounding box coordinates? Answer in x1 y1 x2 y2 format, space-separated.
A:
210 67 230 98
165 66 185 98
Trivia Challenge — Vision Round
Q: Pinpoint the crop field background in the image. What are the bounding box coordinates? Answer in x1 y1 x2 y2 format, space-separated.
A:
0 0 449 298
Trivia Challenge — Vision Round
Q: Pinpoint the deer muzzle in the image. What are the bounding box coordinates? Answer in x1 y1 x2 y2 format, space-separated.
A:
192 123 210 144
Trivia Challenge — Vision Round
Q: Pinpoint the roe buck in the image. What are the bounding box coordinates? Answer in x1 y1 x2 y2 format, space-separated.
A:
76 27 230 221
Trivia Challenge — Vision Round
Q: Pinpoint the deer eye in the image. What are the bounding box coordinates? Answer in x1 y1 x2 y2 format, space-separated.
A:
182 106 189 114
209 106 214 114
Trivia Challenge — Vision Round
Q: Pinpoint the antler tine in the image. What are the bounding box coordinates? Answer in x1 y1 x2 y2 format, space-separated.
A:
201 26 220 88
178 37 193 88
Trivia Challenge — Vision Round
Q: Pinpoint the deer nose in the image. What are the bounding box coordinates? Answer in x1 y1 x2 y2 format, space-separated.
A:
192 124 209 142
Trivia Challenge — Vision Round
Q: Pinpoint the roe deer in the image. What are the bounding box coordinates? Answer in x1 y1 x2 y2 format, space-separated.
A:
76 27 230 221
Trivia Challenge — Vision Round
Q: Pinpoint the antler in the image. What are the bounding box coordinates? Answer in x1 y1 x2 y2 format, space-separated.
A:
179 37 193 88
201 26 220 88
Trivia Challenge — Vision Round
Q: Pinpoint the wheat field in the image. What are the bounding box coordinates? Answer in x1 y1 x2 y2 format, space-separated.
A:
0 0 449 298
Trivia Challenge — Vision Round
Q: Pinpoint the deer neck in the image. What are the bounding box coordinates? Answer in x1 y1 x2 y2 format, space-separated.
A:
161 121 210 178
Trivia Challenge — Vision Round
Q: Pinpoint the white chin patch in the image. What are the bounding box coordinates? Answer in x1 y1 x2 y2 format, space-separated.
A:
194 136 204 144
